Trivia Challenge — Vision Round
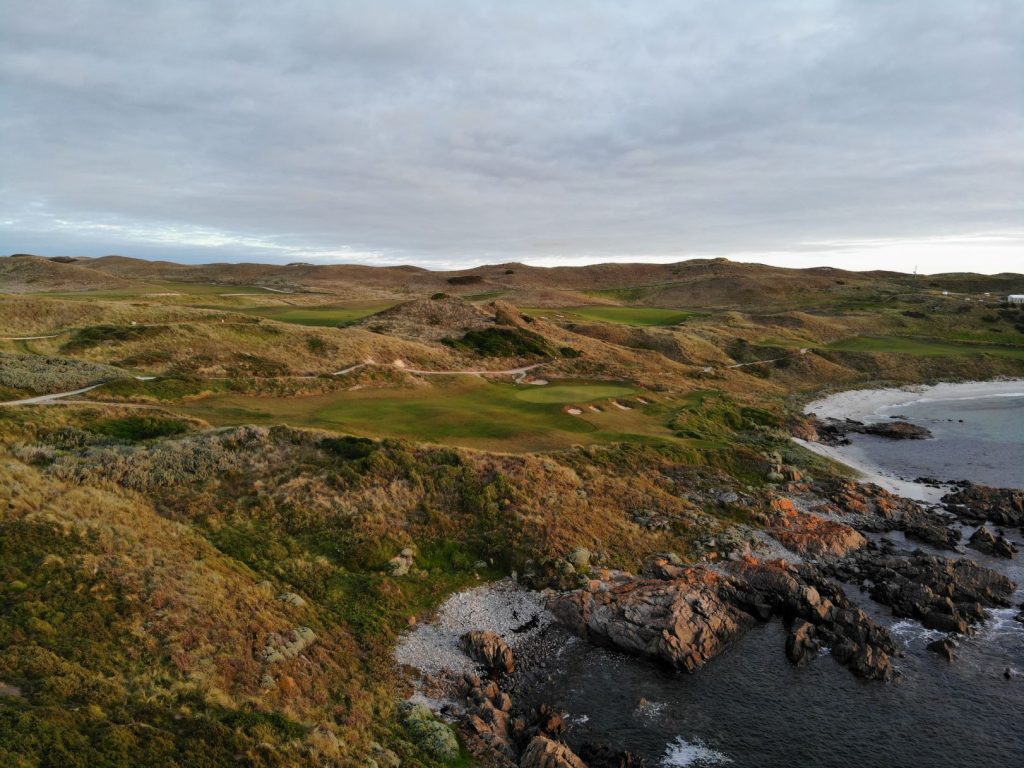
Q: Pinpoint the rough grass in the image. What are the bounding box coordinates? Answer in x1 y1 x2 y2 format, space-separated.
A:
86 415 191 441
0 353 129 395
824 335 1024 359
561 306 694 326
232 304 391 327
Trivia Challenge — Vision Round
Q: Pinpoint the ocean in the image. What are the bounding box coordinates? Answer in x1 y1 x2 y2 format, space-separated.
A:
841 390 1024 490
517 387 1024 767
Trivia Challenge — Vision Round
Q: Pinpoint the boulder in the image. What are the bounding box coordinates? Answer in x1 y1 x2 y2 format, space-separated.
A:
927 637 958 662
461 630 515 674
276 591 307 607
785 620 818 665
389 548 416 576
969 525 1018 558
579 742 646 767
519 736 587 768
548 567 754 673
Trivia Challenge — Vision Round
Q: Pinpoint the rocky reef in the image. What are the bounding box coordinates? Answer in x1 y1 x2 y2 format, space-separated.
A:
943 482 1024 530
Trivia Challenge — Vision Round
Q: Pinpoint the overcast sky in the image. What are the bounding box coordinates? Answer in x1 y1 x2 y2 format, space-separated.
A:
2 1 1021 273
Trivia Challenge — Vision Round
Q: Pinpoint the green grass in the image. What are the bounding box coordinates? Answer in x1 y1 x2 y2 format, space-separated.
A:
86 416 191 441
530 306 694 326
824 335 1024 359
231 304 391 327
513 383 636 403
172 379 681 451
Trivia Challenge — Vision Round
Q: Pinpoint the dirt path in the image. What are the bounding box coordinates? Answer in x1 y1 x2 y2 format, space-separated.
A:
333 361 547 382
400 362 547 381
724 349 807 369
0 384 104 406
0 376 159 407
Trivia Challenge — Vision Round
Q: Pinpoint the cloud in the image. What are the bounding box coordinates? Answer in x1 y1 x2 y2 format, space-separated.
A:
1 1 1021 272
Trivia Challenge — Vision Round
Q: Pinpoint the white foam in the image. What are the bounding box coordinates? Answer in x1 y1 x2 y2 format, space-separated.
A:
660 737 732 766
889 619 944 645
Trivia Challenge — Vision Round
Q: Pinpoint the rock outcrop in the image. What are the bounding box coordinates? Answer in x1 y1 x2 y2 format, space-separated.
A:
519 736 588 768
807 416 932 444
726 559 897 680
823 544 1016 634
766 497 867 557
815 480 960 549
549 558 897 680
461 672 515 762
547 566 754 673
944 483 1024 530
579 742 645 767
461 630 516 674
967 526 1018 558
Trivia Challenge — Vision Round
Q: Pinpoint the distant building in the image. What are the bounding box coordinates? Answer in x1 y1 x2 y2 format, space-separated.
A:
1008 295 1024 305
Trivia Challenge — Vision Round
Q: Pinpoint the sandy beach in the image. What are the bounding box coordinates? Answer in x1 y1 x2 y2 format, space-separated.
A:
798 379 1024 504
804 379 1024 424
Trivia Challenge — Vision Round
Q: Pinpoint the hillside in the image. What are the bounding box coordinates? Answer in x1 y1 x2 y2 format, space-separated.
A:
0 255 135 293
2 255 1024 766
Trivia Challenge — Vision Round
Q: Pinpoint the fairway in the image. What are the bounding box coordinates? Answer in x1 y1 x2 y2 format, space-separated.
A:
531 306 693 326
825 335 1024 359
168 378 673 451
234 304 391 327
513 383 636 403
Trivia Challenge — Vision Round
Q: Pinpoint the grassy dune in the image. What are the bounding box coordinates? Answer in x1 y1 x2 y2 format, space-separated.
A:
825 335 1024 359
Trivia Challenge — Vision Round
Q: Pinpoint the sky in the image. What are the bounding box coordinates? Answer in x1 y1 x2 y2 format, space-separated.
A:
1 1 1022 274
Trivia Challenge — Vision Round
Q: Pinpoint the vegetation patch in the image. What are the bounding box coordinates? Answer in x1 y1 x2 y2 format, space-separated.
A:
0 353 128 395
563 306 694 326
61 324 167 353
86 416 190 441
442 327 551 357
824 335 1024 359
233 304 389 327
95 376 232 402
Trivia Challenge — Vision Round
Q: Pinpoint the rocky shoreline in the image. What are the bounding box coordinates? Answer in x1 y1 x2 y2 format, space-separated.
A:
393 396 1023 766
396 473 1021 766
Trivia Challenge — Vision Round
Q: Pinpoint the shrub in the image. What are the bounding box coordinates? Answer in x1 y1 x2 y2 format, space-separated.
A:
87 416 190 441
61 324 166 353
442 327 551 357
305 335 335 355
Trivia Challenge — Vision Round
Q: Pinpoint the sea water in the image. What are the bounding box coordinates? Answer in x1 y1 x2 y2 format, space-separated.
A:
845 390 1024 490
519 389 1024 767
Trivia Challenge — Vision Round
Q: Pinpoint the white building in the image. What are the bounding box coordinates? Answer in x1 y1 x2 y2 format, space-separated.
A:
1008 295 1024 304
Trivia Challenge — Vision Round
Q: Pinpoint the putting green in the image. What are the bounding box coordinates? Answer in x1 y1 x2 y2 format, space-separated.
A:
513 383 637 403
529 306 693 326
